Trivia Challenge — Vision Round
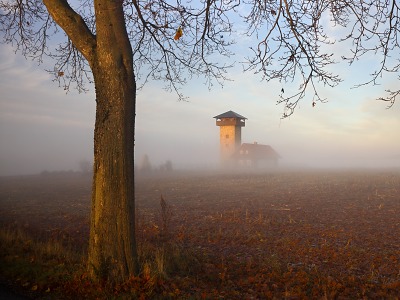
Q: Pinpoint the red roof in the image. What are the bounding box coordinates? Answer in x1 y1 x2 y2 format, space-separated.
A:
233 142 281 160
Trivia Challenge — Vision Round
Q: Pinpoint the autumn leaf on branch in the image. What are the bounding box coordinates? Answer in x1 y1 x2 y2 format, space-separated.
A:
174 27 183 40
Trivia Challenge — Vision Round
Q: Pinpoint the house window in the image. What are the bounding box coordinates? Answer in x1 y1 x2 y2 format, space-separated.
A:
225 134 229 139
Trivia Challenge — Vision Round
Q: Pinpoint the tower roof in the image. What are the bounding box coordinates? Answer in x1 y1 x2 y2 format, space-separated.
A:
213 110 247 119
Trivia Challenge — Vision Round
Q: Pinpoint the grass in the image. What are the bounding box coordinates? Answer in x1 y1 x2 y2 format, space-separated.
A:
0 226 197 299
0 197 199 299
0 226 84 296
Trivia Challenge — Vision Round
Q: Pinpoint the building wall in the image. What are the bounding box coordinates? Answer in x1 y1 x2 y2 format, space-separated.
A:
219 125 241 162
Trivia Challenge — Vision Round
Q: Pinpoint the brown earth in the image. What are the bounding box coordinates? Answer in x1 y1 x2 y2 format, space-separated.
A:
0 170 400 298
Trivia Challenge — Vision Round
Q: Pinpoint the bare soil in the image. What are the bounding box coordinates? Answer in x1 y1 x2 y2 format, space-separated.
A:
1 169 400 298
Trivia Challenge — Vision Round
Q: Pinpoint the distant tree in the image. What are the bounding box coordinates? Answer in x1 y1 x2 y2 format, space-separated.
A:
0 0 398 282
79 159 91 174
138 154 152 173
165 160 173 172
158 160 173 172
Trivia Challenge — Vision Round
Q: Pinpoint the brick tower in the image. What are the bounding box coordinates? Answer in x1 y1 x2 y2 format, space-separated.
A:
213 110 247 164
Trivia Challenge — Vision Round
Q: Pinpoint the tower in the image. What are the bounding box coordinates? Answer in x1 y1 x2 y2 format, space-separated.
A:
213 110 247 164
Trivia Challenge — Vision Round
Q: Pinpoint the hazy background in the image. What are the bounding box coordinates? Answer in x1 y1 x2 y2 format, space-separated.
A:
1 29 399 176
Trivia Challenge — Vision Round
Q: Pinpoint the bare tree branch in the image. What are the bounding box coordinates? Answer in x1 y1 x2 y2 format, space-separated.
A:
127 0 237 100
43 0 96 62
340 0 400 106
243 0 342 117
1 0 399 112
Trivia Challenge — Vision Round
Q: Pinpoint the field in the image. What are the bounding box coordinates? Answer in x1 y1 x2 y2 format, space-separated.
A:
1 170 400 299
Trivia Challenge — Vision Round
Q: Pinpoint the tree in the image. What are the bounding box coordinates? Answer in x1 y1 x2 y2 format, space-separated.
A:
138 154 152 173
1 0 398 282
79 159 91 174
0 0 235 282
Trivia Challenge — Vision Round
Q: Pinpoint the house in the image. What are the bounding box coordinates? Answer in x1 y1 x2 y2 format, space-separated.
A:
233 142 281 168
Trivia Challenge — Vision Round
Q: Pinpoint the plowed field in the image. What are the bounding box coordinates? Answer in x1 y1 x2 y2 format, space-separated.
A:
1 170 400 298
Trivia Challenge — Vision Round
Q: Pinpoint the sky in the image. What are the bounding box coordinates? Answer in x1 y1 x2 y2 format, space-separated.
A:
1 22 399 175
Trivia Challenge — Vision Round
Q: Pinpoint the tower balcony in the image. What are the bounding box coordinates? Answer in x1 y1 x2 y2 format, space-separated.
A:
216 118 246 127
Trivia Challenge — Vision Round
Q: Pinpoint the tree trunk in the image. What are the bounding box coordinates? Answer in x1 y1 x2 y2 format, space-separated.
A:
43 0 139 282
88 70 137 281
86 0 138 281
87 65 138 281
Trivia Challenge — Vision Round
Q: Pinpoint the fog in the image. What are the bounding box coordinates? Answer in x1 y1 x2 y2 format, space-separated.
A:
1 113 400 176
1 90 399 176
1 44 400 176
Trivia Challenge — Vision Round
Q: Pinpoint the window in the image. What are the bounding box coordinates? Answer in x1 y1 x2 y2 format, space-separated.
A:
225 134 229 139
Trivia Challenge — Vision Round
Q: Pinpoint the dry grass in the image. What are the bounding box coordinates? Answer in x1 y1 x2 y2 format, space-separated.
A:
0 226 83 265
0 225 85 298
0 204 198 299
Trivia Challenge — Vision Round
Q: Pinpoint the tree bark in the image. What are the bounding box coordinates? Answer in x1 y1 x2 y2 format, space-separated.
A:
44 0 139 281
88 61 138 281
87 0 138 281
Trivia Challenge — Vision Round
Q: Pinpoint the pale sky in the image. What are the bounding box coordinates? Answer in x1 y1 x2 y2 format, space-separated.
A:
0 27 399 175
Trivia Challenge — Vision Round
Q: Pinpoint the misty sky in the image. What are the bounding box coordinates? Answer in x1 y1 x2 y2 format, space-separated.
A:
1 23 400 175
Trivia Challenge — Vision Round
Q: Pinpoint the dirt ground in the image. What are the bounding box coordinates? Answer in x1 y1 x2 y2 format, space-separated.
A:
1 169 400 298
